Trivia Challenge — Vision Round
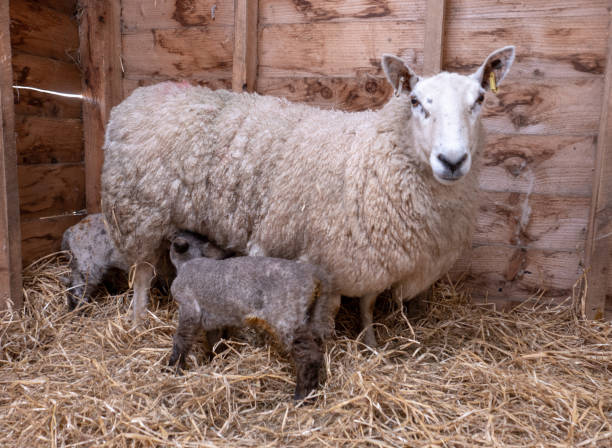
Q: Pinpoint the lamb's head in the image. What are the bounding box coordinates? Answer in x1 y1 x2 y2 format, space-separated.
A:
382 46 515 185
170 231 229 270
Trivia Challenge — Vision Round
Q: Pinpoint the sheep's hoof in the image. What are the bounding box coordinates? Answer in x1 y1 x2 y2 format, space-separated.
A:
362 329 378 348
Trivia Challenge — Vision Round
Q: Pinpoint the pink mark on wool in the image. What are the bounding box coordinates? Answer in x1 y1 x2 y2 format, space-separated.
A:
156 80 192 96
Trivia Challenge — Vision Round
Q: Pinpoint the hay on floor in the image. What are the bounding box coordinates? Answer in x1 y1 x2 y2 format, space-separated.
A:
1 253 611 447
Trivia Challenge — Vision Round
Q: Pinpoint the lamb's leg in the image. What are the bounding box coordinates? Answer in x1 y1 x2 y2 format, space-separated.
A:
132 262 155 323
291 326 324 401
360 293 379 347
66 270 98 310
168 310 202 372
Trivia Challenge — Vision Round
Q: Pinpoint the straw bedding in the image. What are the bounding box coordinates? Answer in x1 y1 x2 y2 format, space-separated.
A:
1 254 611 447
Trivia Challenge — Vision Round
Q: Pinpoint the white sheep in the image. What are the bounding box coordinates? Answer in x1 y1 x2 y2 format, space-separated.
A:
101 47 515 345
168 232 336 399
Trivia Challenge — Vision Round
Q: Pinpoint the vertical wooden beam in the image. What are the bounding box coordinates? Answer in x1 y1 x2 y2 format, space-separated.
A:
585 9 612 320
79 0 122 214
232 0 258 92
423 0 446 76
0 0 23 310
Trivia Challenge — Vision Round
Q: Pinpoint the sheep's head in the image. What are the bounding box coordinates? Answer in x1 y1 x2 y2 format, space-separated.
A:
169 231 229 270
382 46 515 185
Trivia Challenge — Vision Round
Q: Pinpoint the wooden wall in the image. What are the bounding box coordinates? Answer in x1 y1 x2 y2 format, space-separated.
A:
10 0 84 265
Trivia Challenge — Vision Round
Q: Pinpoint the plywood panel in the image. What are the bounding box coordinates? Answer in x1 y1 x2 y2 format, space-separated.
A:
12 52 82 94
446 0 609 19
13 88 82 119
20 214 82 266
452 246 583 301
482 78 603 135
122 0 234 30
18 163 85 220
122 27 234 78
259 22 425 77
15 115 83 164
475 192 589 251
123 77 232 98
444 17 608 79
9 0 79 63
478 134 596 196
260 0 425 24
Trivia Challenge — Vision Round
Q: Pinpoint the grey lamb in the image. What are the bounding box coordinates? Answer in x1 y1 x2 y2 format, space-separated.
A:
168 232 337 400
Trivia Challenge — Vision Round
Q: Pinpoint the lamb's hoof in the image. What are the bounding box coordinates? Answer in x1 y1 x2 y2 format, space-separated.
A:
293 390 316 404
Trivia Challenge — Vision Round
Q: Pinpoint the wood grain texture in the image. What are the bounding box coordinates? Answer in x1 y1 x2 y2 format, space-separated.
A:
122 27 234 78
15 115 83 164
123 76 232 98
12 51 82 94
13 88 82 119
9 0 79 63
446 0 609 19
232 0 258 92
18 163 85 220
79 0 122 214
451 246 583 302
260 0 425 24
259 21 424 77
475 192 589 251
35 0 77 16
444 16 608 79
122 0 234 31
0 0 23 310
423 0 445 76
20 214 82 266
478 134 596 196
584 10 612 320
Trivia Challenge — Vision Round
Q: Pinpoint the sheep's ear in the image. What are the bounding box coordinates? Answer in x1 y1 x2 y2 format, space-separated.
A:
173 237 189 254
471 46 515 91
381 54 419 95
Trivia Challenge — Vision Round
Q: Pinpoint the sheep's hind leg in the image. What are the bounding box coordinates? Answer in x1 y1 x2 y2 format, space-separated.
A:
359 293 379 347
132 262 155 324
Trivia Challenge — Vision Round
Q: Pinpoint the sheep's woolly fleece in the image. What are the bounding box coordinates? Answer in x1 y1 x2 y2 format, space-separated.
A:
1 253 611 447
101 82 478 300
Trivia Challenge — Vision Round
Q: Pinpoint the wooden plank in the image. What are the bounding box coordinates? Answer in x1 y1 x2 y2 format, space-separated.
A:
482 78 603 135
15 115 83 164
79 0 122 214
232 0 259 92
584 9 612 320
446 0 609 19
478 134 596 197
0 0 23 310
451 246 583 302
122 27 234 78
122 76 232 99
122 0 234 31
20 214 82 267
444 17 608 79
18 163 85 220
12 51 82 94
260 0 425 24
422 0 445 76
36 0 77 16
13 88 82 119
475 192 589 251
259 22 425 77
10 0 79 63
257 75 393 111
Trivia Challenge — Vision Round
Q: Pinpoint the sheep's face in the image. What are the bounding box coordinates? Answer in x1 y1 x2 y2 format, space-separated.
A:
382 46 515 185
170 231 229 270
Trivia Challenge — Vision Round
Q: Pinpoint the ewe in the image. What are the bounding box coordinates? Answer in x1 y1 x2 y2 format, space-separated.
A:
102 47 515 345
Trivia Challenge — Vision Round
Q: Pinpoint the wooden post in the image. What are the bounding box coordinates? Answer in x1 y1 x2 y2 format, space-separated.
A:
0 0 23 310
79 0 122 214
423 0 446 76
585 9 612 320
232 0 258 92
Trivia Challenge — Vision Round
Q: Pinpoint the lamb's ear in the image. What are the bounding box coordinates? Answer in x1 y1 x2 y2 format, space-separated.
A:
172 237 189 254
381 54 419 95
471 46 515 91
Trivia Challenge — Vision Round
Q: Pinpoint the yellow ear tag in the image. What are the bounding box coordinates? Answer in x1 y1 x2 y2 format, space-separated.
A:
489 71 498 94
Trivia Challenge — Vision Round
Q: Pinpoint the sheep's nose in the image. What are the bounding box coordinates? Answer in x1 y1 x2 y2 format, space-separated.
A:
437 153 467 173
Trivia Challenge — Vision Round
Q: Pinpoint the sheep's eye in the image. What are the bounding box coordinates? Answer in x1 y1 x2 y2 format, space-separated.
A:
476 93 485 105
410 97 420 107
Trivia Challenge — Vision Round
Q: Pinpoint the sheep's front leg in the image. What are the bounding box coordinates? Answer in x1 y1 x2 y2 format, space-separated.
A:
132 262 155 324
360 293 379 347
292 327 324 401
168 311 202 372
